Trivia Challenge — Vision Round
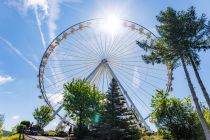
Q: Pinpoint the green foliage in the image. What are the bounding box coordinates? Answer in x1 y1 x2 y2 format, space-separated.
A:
1 133 19 140
151 90 203 139
33 105 54 129
47 131 56 137
203 107 210 128
0 114 4 137
94 78 141 140
63 79 105 138
43 130 67 137
137 6 210 139
16 124 25 133
20 120 30 128
137 6 209 68
56 130 68 137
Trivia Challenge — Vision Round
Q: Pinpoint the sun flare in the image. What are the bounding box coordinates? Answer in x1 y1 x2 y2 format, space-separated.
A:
101 14 121 35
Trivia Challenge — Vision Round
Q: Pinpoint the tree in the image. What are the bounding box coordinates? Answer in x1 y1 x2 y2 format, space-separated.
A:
17 124 25 140
137 6 210 139
33 105 54 129
94 78 140 140
0 114 4 137
20 120 30 128
63 79 104 139
151 90 202 139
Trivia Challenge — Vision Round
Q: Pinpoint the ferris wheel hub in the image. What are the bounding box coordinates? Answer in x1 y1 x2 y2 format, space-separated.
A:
101 59 108 64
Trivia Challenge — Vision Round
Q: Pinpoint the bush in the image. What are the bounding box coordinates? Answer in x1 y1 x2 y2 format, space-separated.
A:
74 126 89 139
47 131 56 137
56 131 68 137
1 134 19 140
16 124 25 133
20 120 30 128
157 128 172 139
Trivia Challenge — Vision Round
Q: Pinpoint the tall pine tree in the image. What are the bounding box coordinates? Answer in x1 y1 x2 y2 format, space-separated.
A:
93 78 141 140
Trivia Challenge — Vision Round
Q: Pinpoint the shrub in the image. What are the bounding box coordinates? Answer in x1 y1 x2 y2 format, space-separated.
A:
16 124 25 133
56 131 68 137
47 131 56 136
20 120 30 128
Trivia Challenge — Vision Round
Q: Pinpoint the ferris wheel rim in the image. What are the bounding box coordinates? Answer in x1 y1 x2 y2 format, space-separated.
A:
37 18 173 120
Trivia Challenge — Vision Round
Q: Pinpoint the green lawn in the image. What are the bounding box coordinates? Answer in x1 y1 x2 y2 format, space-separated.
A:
1 134 20 140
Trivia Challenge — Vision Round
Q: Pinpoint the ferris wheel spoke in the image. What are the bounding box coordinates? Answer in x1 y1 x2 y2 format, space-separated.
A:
110 63 161 89
56 40 99 59
91 29 105 59
99 68 107 92
111 62 166 72
70 32 100 55
51 51 99 61
110 63 154 98
106 28 130 58
81 65 98 79
105 30 122 58
111 50 142 60
97 30 107 58
109 30 139 58
113 69 151 113
48 58 99 62
107 28 133 56
47 88 64 100
52 102 62 109
91 66 103 86
62 38 96 58
87 31 104 59
105 68 111 89
102 68 105 93
44 64 97 87
111 64 164 91
112 60 145 63
110 35 143 59
44 65 97 85
104 34 109 58
99 33 104 57
94 67 104 89
111 63 167 79
76 31 102 57
111 55 143 62
112 68 152 109
60 40 100 60
68 33 100 58
104 65 112 82
110 62 167 81
44 61 97 69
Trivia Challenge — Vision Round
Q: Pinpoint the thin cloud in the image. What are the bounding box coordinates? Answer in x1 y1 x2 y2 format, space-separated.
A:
0 37 38 71
47 0 60 41
0 75 14 85
34 6 47 49
12 115 20 120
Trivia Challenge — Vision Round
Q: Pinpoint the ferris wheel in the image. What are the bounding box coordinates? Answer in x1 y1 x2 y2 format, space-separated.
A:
37 18 173 131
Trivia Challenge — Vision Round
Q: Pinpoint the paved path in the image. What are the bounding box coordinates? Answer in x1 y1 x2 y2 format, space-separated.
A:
26 135 66 140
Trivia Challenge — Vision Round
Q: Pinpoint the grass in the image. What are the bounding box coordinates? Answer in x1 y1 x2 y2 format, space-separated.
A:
1 134 20 140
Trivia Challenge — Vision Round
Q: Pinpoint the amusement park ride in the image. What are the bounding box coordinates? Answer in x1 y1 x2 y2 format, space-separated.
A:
37 18 173 131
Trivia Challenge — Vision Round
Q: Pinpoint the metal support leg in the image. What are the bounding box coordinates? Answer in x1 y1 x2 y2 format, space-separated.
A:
86 59 152 131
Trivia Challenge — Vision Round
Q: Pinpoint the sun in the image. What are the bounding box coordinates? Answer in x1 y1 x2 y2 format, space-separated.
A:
101 14 121 36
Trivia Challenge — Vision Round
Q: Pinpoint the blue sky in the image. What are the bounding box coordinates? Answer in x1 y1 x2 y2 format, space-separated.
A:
0 0 210 131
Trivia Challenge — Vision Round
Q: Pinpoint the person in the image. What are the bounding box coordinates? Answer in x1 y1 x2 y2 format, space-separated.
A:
29 122 33 135
67 125 72 140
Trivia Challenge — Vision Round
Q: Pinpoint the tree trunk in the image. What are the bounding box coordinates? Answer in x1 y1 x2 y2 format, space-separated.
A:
189 55 210 108
181 56 210 140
